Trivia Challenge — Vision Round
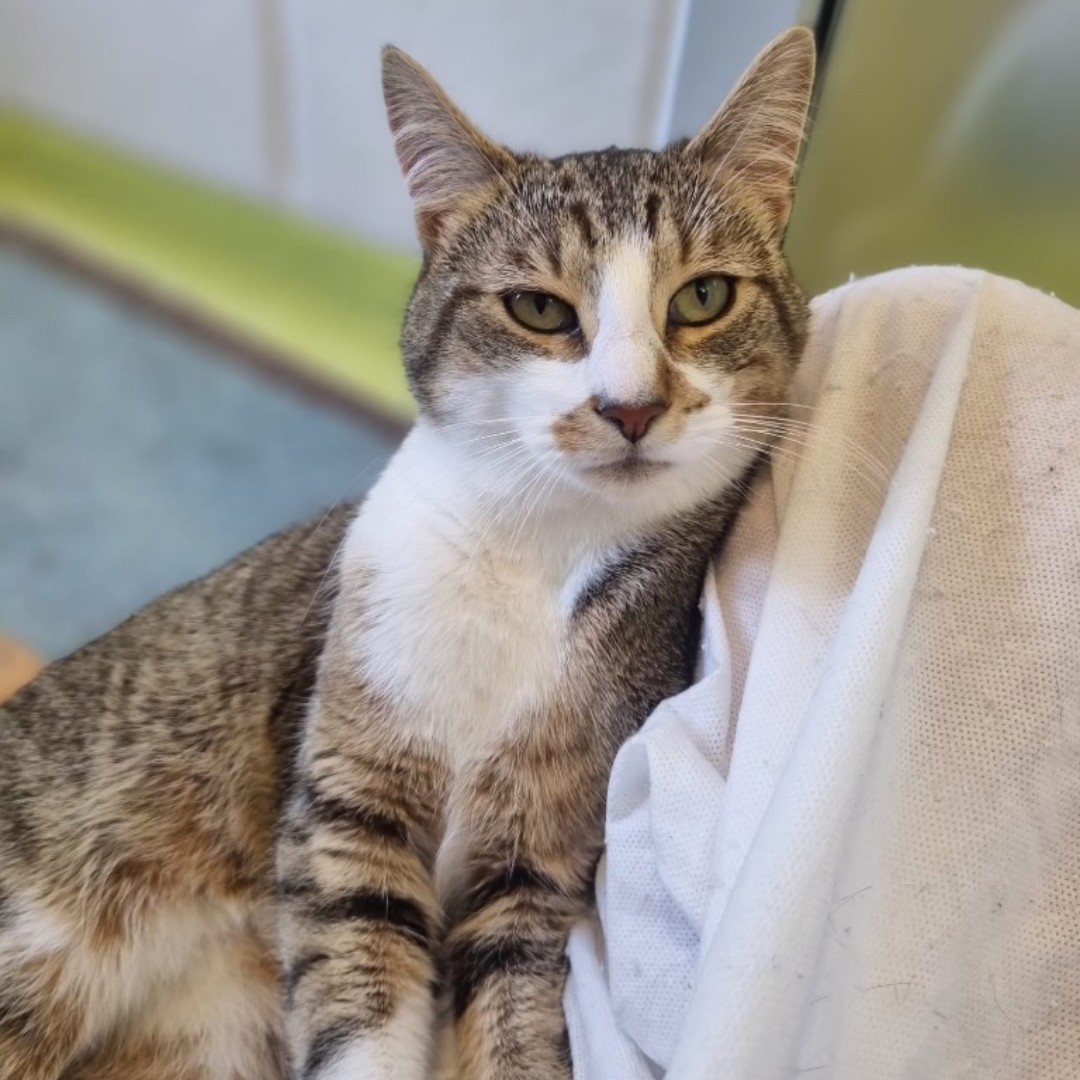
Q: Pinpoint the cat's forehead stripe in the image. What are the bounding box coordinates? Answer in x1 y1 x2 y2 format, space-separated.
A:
567 203 596 250
505 152 749 270
643 192 661 240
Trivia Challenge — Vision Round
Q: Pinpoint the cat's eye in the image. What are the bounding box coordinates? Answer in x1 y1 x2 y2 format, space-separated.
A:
504 291 579 334
668 275 734 327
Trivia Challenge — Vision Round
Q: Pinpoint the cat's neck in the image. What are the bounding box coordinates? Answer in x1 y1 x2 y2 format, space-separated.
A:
351 419 686 587
340 417 727 754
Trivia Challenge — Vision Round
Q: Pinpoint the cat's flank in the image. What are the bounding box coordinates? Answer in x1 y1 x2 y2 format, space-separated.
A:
0 28 814 1080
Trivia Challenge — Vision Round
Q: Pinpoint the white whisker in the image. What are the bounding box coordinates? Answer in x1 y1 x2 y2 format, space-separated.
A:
730 420 891 489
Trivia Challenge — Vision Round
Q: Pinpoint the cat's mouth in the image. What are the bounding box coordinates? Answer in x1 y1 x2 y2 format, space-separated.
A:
580 456 672 482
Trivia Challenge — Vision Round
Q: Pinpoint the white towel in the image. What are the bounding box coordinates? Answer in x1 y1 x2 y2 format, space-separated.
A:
566 267 1080 1079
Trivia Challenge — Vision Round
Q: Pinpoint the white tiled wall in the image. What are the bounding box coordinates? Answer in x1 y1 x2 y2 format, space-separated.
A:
282 0 686 249
0 0 270 197
669 0 808 138
0 0 804 252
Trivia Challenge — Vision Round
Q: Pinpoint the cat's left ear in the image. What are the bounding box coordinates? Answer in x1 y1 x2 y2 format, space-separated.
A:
382 46 514 251
685 26 816 234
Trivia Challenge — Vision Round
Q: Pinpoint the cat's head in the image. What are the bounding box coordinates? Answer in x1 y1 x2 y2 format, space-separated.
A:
383 29 815 520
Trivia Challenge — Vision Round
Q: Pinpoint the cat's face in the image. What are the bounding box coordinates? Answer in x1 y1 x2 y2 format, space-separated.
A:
384 30 815 518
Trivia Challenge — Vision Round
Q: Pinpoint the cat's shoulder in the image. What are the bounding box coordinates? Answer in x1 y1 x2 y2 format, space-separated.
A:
0 502 359 722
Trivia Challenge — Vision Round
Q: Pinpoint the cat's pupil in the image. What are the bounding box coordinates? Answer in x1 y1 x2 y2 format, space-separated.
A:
695 280 709 306
535 295 549 315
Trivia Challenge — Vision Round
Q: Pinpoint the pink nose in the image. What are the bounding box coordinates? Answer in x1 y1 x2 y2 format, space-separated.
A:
596 400 669 443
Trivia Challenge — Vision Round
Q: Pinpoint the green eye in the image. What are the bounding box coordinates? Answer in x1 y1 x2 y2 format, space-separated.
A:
504 291 579 334
668 275 734 326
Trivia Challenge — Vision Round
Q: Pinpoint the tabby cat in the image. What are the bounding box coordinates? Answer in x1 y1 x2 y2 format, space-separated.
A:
0 28 815 1080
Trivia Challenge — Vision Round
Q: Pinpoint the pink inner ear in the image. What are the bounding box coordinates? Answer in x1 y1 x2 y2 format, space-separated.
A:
382 48 512 225
683 27 814 224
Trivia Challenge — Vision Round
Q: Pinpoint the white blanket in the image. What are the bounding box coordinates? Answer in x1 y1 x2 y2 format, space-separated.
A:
566 267 1080 1079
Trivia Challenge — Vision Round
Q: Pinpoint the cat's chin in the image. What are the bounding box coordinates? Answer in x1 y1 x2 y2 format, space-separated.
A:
567 455 703 512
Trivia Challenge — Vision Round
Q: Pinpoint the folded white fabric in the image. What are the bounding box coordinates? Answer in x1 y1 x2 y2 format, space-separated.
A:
566 267 1080 1079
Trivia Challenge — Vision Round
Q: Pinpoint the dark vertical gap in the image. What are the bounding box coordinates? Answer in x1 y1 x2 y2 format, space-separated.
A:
813 0 847 77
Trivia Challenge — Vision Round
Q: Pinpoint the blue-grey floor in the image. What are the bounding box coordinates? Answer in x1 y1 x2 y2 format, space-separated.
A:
0 246 399 659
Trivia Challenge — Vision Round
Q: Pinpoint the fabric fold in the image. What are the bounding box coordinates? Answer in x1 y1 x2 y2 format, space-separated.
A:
568 267 1080 1080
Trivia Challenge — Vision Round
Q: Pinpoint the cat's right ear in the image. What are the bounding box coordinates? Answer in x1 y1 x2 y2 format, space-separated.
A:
382 47 513 251
685 26 816 235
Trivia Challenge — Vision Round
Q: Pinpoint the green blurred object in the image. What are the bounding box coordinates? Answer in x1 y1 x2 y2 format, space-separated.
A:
0 110 419 420
788 0 1080 307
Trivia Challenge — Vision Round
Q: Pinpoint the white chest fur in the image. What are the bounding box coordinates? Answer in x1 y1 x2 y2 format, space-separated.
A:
343 426 599 764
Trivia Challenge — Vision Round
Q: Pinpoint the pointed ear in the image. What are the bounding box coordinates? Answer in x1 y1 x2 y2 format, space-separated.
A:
685 26 816 233
382 46 513 250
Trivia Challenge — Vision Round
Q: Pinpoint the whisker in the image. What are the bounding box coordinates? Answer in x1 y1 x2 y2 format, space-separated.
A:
733 403 893 460
464 457 549 575
730 413 891 478
469 436 526 460
436 415 553 430
505 458 559 553
699 429 888 497
471 440 532 470
731 421 891 489
457 429 522 447
508 458 568 560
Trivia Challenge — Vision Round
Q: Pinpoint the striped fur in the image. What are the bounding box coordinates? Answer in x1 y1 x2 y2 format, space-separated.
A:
0 27 814 1080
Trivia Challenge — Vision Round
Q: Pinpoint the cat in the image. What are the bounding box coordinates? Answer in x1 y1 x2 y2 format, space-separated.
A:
0 27 815 1080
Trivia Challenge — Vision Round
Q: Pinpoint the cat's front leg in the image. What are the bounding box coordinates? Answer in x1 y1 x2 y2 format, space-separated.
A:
439 725 610 1080
277 692 448 1080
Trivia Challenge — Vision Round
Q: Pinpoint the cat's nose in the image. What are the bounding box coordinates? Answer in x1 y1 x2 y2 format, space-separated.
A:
596 400 669 443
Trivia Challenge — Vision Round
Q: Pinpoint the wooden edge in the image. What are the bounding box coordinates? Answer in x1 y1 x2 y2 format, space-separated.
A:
0 635 44 704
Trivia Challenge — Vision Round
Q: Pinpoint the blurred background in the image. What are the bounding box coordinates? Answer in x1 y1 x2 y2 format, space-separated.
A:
0 0 1078 667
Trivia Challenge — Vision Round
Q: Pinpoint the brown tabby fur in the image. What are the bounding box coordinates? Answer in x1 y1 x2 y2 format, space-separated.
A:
0 511 353 1078
0 28 815 1080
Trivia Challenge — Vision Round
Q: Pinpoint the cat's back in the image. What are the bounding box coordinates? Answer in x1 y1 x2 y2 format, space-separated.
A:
0 505 357 1080
0 503 355 881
